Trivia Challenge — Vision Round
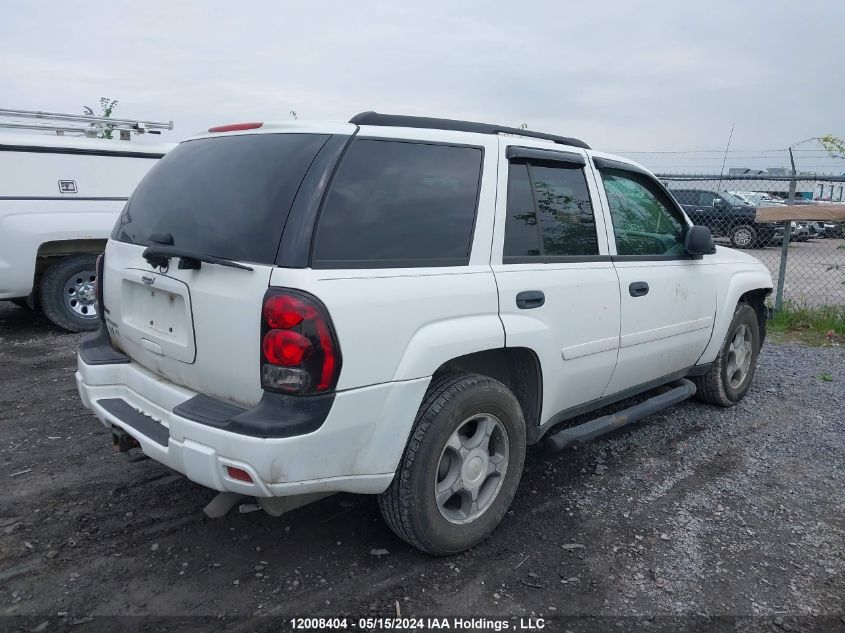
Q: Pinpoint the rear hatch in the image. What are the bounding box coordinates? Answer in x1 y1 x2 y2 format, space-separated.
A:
102 131 333 407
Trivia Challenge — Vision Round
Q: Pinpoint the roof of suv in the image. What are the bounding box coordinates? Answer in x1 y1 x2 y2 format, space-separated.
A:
349 111 590 150
196 113 591 152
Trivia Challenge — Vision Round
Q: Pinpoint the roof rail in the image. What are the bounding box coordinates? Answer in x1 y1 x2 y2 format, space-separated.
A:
349 111 590 150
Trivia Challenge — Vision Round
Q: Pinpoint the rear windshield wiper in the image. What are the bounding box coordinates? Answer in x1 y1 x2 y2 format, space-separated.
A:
142 245 254 271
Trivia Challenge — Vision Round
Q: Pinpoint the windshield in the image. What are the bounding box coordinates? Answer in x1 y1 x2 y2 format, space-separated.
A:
112 133 331 265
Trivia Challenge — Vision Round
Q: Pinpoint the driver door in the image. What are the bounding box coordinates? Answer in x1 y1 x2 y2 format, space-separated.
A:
591 160 717 395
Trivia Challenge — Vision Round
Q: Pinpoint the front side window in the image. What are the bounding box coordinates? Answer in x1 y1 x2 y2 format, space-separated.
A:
699 191 716 206
312 139 482 268
503 159 598 259
601 170 687 256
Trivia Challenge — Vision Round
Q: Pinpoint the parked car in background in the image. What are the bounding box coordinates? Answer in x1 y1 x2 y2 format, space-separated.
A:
808 221 840 238
670 189 784 248
0 108 172 331
76 112 773 554
729 191 785 208
789 221 810 242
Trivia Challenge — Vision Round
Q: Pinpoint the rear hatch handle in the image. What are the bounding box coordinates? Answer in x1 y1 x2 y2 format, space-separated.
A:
141 245 254 272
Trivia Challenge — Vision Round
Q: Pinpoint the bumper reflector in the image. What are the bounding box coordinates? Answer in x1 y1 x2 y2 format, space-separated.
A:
226 466 253 483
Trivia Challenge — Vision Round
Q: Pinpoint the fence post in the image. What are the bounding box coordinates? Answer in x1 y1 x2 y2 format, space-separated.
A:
774 148 797 311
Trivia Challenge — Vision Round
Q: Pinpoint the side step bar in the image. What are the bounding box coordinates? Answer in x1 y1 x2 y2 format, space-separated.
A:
544 378 697 453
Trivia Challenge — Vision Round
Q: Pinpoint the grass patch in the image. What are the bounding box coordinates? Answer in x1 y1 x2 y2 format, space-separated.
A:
818 372 834 382
768 302 845 345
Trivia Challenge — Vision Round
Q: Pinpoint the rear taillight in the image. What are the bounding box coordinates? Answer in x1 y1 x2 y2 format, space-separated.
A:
95 253 105 322
260 289 341 395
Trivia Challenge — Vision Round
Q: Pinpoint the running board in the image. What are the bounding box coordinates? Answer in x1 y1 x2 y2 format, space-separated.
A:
543 379 696 453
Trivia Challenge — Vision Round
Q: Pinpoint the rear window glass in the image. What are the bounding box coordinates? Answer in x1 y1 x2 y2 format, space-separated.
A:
312 139 483 268
112 133 330 265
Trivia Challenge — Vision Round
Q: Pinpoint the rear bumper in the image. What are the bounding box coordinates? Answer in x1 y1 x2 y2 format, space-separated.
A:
76 352 429 498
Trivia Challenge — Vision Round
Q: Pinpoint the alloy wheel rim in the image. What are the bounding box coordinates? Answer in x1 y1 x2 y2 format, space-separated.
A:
735 228 753 247
63 269 98 319
726 323 753 389
434 413 509 525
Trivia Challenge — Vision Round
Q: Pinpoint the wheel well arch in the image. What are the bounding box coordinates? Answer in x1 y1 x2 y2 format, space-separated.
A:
36 239 106 260
432 347 543 441
34 239 105 281
739 287 770 343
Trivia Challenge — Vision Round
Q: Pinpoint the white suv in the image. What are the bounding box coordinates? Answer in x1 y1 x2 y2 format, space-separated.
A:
76 113 773 554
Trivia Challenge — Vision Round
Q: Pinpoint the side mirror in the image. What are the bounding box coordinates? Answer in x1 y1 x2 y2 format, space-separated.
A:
713 197 723 207
685 225 716 256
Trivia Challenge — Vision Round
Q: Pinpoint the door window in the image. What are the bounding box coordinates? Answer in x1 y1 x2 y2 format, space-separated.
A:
671 190 697 205
699 192 716 206
601 170 686 256
503 160 598 260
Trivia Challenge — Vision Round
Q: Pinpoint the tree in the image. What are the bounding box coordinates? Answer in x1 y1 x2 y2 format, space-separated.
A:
84 97 118 139
818 134 845 159
789 134 845 159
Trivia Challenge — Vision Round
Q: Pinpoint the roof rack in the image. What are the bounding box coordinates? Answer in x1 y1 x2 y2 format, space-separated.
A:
349 111 590 150
0 107 173 140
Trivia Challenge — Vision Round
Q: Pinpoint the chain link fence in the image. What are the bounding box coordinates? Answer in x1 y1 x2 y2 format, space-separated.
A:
654 171 845 309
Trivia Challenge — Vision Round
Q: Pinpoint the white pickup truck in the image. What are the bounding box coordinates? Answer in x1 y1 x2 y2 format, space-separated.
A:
0 119 171 331
76 113 773 554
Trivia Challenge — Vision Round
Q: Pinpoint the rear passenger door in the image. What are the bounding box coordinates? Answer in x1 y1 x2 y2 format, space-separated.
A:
591 159 717 395
492 141 620 427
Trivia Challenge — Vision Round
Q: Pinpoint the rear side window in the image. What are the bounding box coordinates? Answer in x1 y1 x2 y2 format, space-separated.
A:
112 133 330 265
503 160 598 261
671 190 697 205
312 139 483 268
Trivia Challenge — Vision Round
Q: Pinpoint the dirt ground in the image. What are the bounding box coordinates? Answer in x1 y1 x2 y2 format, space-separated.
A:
1 302 843 633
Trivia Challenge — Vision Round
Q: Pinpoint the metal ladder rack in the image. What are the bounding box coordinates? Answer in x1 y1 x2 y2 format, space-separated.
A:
0 107 173 140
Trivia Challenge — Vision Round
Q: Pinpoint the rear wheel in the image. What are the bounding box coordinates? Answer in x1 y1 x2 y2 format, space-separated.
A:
378 372 526 555
39 255 100 332
693 302 760 407
730 224 757 249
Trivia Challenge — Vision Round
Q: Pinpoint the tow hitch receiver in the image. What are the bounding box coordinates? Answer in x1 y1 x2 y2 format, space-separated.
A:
112 427 140 453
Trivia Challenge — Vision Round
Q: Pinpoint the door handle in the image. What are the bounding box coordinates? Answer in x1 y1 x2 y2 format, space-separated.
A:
516 290 545 309
629 282 649 297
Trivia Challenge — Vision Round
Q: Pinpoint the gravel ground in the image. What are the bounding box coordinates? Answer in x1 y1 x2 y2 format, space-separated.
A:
1 301 844 632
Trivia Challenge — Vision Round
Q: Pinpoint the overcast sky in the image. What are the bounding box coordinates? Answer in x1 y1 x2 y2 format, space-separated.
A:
2 0 843 172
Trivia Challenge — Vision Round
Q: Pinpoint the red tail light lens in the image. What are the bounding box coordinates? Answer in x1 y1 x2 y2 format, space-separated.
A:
263 294 306 329
262 329 312 366
260 289 341 395
208 122 263 133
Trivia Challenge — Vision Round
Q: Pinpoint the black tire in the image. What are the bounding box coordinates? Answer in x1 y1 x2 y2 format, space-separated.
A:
693 302 760 407
730 224 757 249
39 254 100 333
378 372 527 555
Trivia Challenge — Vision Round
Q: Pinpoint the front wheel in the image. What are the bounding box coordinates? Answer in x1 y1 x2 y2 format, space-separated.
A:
730 224 757 249
39 254 100 332
378 372 526 555
693 302 760 407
